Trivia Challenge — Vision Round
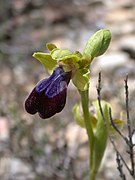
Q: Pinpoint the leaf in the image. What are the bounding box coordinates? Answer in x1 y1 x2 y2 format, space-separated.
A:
91 100 110 175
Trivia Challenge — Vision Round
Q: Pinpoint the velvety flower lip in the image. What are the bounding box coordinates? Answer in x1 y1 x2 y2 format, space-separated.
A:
25 66 71 119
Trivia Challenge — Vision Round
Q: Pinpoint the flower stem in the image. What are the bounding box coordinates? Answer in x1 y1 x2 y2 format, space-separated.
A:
80 90 96 180
80 90 94 142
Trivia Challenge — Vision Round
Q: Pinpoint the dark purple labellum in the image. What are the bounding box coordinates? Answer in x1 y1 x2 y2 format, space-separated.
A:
25 66 71 119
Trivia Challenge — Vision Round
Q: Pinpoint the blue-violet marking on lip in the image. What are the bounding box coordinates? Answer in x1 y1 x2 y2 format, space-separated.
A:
25 66 71 119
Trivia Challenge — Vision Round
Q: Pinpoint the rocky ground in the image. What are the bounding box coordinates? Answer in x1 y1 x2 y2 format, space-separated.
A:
0 0 135 179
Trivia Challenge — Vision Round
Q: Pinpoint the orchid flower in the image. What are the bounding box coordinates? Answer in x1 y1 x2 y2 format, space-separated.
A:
25 66 71 118
24 29 119 180
25 29 111 119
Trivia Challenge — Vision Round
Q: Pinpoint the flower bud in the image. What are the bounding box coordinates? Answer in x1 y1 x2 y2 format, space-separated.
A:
83 29 111 59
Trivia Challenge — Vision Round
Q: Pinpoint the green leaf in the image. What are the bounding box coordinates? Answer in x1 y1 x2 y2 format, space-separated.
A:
72 68 90 91
83 29 111 58
33 52 57 73
90 100 110 176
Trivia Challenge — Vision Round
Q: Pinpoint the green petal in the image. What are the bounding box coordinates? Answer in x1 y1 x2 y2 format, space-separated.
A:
109 118 125 135
51 49 82 71
79 54 92 68
113 118 125 128
83 29 111 59
72 68 90 91
74 51 83 58
59 55 80 70
46 43 57 51
33 52 57 73
51 48 73 60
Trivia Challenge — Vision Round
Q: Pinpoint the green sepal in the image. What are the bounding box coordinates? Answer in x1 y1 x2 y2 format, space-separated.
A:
46 43 57 51
83 29 111 59
33 52 57 73
72 68 90 91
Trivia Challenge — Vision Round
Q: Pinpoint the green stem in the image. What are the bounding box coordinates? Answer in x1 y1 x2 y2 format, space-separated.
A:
80 90 94 142
80 90 96 180
90 171 97 180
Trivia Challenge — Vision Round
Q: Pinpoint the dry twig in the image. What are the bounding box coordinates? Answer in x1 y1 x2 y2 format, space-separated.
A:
124 75 135 177
96 73 135 179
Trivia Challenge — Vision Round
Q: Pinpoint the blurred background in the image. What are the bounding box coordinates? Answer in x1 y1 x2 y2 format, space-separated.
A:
0 0 135 179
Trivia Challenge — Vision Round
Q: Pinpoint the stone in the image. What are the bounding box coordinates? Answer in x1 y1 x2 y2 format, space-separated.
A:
119 36 135 59
97 52 129 71
0 117 9 141
10 158 31 175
